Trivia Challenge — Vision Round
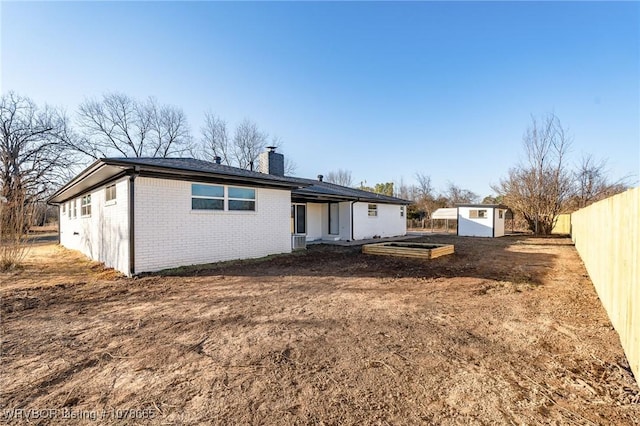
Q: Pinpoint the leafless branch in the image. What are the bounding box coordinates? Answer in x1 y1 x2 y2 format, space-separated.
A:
76 92 192 159
232 119 267 169
325 169 353 187
493 113 574 234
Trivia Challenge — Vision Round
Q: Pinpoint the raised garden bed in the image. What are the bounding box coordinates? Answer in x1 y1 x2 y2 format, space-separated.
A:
362 242 455 259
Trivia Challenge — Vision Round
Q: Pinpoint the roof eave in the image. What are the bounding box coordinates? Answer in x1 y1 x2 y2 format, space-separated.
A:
103 159 306 190
292 190 412 205
48 160 126 204
48 158 308 204
456 203 510 210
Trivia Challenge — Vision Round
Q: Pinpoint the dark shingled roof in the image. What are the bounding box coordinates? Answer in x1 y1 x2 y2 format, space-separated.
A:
292 178 411 204
105 157 306 185
48 156 411 205
107 158 409 204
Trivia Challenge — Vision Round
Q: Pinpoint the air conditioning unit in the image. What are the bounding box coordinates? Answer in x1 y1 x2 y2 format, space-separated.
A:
292 235 307 250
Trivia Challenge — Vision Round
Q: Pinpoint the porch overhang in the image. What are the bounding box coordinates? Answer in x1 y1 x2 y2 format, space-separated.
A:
291 193 353 203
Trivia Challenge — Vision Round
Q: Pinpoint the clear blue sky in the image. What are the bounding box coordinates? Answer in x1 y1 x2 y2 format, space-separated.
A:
2 1 638 197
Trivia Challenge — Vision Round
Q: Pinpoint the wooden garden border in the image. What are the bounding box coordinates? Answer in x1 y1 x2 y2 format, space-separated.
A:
362 242 454 259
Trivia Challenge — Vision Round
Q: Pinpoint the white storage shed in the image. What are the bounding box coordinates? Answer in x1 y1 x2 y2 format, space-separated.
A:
457 204 510 238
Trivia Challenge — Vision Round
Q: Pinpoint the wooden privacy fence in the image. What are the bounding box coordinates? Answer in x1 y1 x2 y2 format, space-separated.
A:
571 187 639 385
406 219 457 233
551 213 571 234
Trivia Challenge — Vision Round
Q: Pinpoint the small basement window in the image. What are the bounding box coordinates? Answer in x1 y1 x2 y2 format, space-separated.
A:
105 184 117 203
469 209 487 219
400 206 404 217
192 183 224 210
368 204 378 217
81 195 91 217
228 187 256 211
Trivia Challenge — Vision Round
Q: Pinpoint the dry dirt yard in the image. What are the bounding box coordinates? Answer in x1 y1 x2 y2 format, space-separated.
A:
1 235 639 425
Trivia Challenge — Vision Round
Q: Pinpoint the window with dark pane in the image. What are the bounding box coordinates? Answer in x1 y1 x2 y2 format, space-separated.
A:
191 184 224 210
228 187 255 211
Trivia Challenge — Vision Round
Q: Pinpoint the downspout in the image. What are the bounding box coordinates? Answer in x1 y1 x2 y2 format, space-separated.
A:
128 167 140 277
57 205 61 245
350 201 356 241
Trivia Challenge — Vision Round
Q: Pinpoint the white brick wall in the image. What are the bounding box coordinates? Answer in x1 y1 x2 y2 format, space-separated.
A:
58 174 407 275
134 177 292 273
59 178 130 275
352 202 406 240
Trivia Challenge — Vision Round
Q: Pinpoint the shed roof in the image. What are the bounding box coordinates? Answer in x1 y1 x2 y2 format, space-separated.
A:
456 203 510 210
431 208 458 220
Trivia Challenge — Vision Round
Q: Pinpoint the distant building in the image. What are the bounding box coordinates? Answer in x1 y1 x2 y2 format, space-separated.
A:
457 204 510 238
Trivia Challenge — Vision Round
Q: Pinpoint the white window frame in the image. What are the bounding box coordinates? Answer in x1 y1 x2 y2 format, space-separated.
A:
191 183 224 211
227 186 256 212
292 203 306 234
72 200 77 219
81 195 91 217
105 184 117 205
191 183 257 212
469 209 488 219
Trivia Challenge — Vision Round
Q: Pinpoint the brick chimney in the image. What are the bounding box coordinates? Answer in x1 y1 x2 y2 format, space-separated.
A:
258 146 285 176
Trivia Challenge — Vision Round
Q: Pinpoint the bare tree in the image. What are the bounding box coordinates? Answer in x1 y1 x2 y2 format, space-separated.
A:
1 92 73 203
493 113 573 234
149 100 191 157
232 119 267 169
0 190 32 270
325 169 353 187
201 116 297 173
570 154 628 209
415 173 433 199
76 92 192 159
201 112 231 165
393 177 413 200
284 156 297 176
445 182 478 206
0 92 73 269
412 172 439 220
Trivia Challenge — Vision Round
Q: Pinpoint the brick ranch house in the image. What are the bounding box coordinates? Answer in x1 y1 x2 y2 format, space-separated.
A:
48 148 410 277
